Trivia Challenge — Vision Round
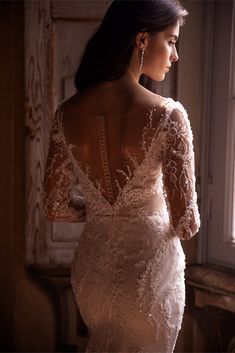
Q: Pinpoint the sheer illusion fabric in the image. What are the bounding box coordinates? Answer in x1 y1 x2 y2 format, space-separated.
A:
42 96 200 353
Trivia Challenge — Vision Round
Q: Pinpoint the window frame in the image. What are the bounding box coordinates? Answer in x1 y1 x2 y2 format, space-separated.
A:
198 0 235 269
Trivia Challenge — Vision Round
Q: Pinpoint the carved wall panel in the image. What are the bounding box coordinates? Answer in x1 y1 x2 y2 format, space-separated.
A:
24 0 111 266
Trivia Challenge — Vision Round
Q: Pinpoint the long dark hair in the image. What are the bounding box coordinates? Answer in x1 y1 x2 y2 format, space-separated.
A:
74 0 188 91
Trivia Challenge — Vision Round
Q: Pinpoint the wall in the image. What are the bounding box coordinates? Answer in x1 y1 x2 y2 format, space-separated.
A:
0 2 56 352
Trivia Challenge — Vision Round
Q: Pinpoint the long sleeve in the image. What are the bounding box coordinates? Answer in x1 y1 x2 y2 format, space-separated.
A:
161 102 200 240
42 105 86 222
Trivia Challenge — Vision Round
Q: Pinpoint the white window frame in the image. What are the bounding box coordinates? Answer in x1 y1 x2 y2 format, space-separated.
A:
198 0 235 268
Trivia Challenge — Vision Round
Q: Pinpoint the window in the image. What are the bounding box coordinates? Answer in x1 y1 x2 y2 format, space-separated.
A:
199 0 235 268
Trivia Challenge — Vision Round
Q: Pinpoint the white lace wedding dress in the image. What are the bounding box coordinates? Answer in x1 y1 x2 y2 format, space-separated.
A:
42 95 200 353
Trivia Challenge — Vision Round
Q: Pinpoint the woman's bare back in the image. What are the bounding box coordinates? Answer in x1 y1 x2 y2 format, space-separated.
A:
61 82 166 205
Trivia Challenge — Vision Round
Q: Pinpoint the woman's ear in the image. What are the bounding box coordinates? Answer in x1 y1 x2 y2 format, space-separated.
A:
135 31 149 49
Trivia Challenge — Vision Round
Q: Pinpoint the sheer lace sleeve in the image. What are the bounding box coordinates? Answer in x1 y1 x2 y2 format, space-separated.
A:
161 102 200 240
42 105 86 222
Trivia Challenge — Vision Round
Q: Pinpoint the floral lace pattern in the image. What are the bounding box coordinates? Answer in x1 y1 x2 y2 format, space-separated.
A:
42 96 200 352
42 107 86 222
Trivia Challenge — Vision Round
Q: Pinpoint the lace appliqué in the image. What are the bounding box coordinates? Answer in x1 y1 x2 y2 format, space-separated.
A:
42 107 86 222
116 105 160 190
161 100 201 240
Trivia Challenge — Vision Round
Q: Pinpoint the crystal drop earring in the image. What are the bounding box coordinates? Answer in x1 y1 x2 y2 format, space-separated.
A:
139 47 145 72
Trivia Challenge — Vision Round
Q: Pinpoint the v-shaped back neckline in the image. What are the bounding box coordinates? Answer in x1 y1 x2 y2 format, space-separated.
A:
57 97 172 208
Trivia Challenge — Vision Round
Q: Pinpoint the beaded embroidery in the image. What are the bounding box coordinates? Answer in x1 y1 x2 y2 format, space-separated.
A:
42 95 201 353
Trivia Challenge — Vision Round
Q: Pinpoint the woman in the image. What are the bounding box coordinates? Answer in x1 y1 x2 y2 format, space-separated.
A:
42 0 201 352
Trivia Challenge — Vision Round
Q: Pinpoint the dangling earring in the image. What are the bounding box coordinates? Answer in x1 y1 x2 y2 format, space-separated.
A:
139 47 145 72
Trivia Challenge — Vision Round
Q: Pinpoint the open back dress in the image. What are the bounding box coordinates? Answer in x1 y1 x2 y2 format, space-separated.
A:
42 94 200 353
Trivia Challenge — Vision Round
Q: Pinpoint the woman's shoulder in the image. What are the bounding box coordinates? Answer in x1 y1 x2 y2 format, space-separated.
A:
157 97 192 135
126 85 188 115
152 94 187 114
60 93 80 111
